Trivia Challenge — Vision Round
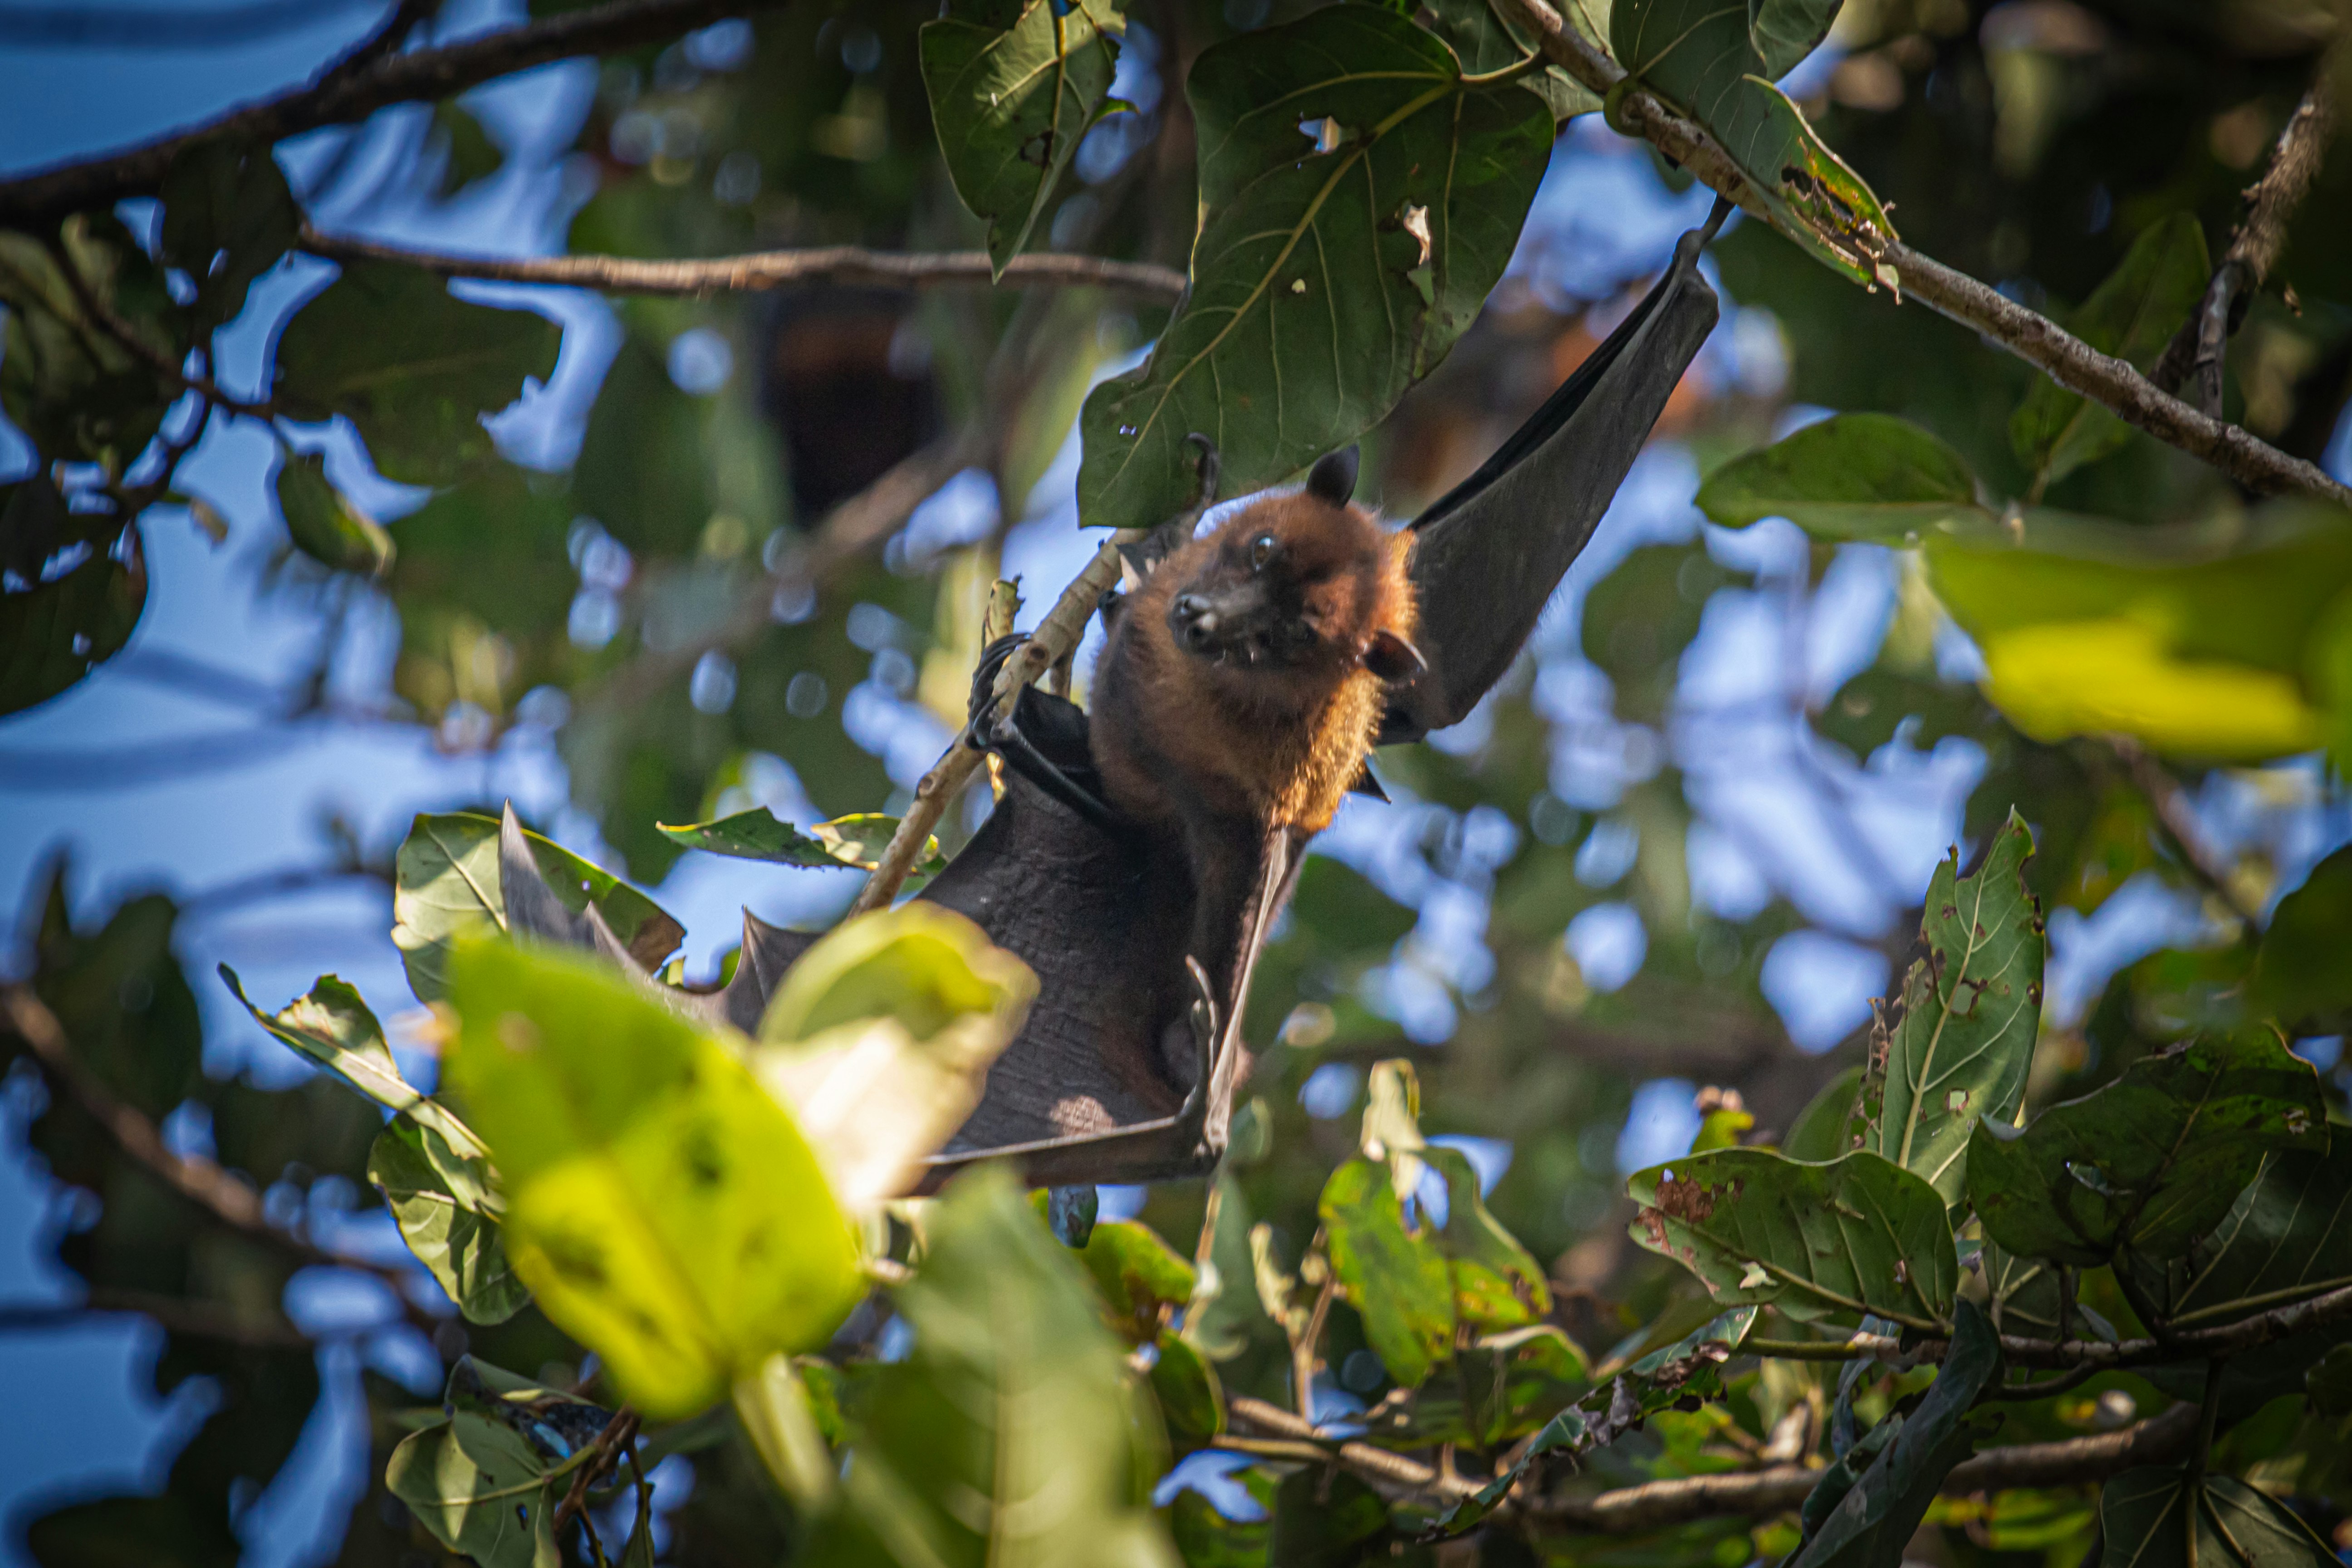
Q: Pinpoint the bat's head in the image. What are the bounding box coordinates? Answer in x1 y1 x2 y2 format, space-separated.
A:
1165 448 1423 682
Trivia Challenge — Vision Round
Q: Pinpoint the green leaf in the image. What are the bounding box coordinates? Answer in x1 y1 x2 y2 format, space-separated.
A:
441 939 866 1419
1422 0 1606 120
1320 1154 1458 1387
1149 1327 1227 1438
1076 1219 1198 1344
274 449 394 577
1860 810 2044 1217
1425 1145 1553 1329
731 1352 840 1507
1925 503 2352 764
1359 1323 1589 1449
752 902 1036 1206
369 1116 529 1325
804 1169 1177 1568
2251 842 2352 1029
386 1403 564 1568
1788 1301 2000 1568
1181 1170 1263 1362
1628 1148 1957 1330
1749 0 1844 78
1695 413 1989 543
1613 0 1896 286
657 806 940 872
0 530 146 716
920 0 1124 277
0 220 178 467
1783 1064 1863 1162
1168 1466 1275 1566
219 965 487 1160
2011 216 2210 493
1076 3 1551 532
391 811 684 1002
157 139 299 333
274 258 560 486
1967 1027 2328 1267
2099 1468 2336 1568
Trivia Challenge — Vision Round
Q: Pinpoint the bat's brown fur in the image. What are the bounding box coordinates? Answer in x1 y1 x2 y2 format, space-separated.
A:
1090 489 1417 838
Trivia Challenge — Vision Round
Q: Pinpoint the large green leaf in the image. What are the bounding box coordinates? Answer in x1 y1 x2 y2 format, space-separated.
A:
1425 1144 1553 1329
657 806 940 872
0 530 146 716
220 965 487 1160
919 0 1124 277
1627 1148 1956 1330
441 939 865 1418
1859 810 2043 1217
1783 1064 1864 1162
1968 1028 2328 1268
274 258 560 486
2010 216 2210 494
1359 1323 1589 1449
1749 0 1845 77
752 902 1035 1207
369 1115 529 1325
2250 843 2352 1029
1612 0 1895 286
1787 1301 2001 1568
802 1169 1177 1568
274 448 394 577
0 219 177 468
1925 500 2352 764
2099 1468 2336 1568
1072 1217 1197 1345
1320 1153 1458 1387
1076 4 1551 532
157 139 299 335
390 811 684 1002
386 1418 561 1568
1695 413 1989 543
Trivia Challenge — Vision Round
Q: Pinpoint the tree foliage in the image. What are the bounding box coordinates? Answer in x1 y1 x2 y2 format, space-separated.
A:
5 0 2352 1565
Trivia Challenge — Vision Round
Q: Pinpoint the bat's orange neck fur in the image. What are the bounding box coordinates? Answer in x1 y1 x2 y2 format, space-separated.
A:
1092 491 1416 836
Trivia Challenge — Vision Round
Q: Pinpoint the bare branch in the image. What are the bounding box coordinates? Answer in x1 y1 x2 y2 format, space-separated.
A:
299 226 1191 304
1226 1396 1482 1499
1499 0 2352 510
2153 81 2337 407
0 1289 313 1348
1525 1404 2196 1532
0 985 430 1323
0 0 785 228
2102 735 2264 926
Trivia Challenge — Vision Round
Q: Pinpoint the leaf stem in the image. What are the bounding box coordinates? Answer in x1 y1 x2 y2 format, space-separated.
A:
1457 49 1549 88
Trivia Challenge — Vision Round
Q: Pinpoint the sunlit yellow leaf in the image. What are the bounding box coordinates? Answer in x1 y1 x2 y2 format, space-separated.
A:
1979 617 2324 761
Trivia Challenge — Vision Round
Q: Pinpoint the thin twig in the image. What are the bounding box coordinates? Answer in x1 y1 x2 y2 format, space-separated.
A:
312 0 437 99
553 1407 642 1534
0 985 431 1324
0 0 786 226
298 226 1190 304
2103 736 2262 924
2152 81 2337 407
1498 0 2352 509
845 533 1137 916
46 231 276 421
1226 1396 1484 1499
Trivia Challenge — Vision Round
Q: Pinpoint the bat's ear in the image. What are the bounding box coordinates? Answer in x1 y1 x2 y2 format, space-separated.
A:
1362 628 1426 682
1306 445 1360 506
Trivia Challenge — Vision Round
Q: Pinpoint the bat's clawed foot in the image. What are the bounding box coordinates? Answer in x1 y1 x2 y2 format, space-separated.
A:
964 632 1029 746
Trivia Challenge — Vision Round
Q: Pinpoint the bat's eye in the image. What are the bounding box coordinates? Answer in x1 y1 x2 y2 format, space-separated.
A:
1249 533 1279 571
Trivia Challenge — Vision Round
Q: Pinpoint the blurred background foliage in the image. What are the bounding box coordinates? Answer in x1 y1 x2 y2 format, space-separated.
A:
2 0 2352 1562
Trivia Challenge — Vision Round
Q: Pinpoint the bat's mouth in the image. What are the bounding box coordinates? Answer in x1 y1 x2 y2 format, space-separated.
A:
1171 592 1294 669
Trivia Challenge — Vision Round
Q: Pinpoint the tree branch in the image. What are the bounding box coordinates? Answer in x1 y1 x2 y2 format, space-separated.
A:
2152 81 2337 409
0 984 430 1324
1499 0 2352 510
1525 1403 2197 1532
0 1289 313 1348
0 0 785 228
2102 735 2264 925
298 226 1190 304
845 530 1139 916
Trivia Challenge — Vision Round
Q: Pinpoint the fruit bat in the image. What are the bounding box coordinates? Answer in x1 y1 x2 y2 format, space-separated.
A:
497 207 1726 1191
